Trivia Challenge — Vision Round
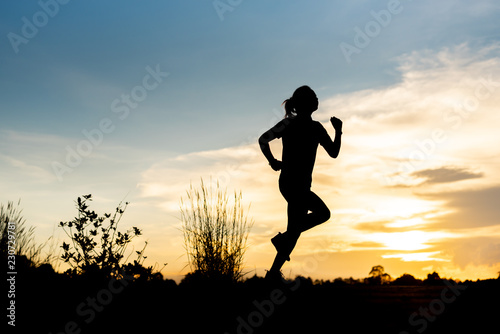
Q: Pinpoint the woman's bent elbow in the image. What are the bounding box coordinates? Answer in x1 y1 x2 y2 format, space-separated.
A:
258 134 269 146
321 207 331 223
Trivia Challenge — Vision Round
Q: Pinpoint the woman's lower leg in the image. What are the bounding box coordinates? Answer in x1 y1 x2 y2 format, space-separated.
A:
269 231 300 272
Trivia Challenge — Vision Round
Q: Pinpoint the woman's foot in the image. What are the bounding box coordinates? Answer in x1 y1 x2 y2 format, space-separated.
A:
271 232 291 261
264 269 285 284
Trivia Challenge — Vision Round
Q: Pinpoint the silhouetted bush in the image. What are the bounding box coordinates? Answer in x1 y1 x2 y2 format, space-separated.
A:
333 277 348 285
180 179 252 282
423 271 443 285
58 194 146 278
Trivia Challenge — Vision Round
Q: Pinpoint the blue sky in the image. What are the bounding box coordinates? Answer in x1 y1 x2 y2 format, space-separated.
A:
2 1 497 145
1 1 500 280
5 0 498 152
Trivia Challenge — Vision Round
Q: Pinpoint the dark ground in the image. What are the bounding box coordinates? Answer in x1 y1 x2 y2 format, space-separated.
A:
10 273 500 334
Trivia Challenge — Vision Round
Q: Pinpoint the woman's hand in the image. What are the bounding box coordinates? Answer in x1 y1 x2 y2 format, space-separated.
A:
269 159 283 171
330 116 343 132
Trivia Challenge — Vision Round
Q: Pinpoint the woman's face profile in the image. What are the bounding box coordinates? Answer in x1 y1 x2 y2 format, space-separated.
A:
301 90 319 113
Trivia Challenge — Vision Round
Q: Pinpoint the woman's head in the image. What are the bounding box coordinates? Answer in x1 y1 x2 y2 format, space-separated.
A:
282 85 319 118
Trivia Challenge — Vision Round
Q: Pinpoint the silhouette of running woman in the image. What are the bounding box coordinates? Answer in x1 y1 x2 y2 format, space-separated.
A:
258 85 342 280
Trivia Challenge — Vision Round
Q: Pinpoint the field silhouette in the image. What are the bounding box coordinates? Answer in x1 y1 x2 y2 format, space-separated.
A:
12 260 500 333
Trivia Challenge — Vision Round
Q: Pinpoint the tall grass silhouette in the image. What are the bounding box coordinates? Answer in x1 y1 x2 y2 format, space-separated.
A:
1 200 55 267
180 179 252 282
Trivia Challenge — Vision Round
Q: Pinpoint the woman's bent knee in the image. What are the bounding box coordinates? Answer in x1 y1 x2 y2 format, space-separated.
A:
321 208 331 223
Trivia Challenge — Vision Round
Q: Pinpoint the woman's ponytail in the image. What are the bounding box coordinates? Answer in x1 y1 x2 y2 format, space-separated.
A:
282 97 296 118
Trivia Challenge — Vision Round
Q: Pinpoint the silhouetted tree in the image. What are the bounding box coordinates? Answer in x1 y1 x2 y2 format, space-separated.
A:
366 265 392 284
180 179 252 282
392 273 422 286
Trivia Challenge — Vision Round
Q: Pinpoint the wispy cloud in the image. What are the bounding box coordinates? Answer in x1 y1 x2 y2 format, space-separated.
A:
0 152 56 183
411 166 483 185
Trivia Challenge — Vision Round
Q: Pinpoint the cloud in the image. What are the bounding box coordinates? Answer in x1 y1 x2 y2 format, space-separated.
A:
354 216 433 233
137 143 276 219
0 153 56 183
354 220 398 233
434 236 500 270
349 241 386 249
419 186 500 229
411 166 483 185
0 130 67 184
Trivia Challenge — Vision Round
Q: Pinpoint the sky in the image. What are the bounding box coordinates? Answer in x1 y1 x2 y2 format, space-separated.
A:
1 0 500 282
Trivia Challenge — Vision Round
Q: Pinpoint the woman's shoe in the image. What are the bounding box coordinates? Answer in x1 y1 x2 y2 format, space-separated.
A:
264 269 285 284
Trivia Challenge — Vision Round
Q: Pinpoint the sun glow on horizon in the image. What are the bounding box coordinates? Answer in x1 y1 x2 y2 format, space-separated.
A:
382 251 450 262
369 230 453 252
386 217 424 228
